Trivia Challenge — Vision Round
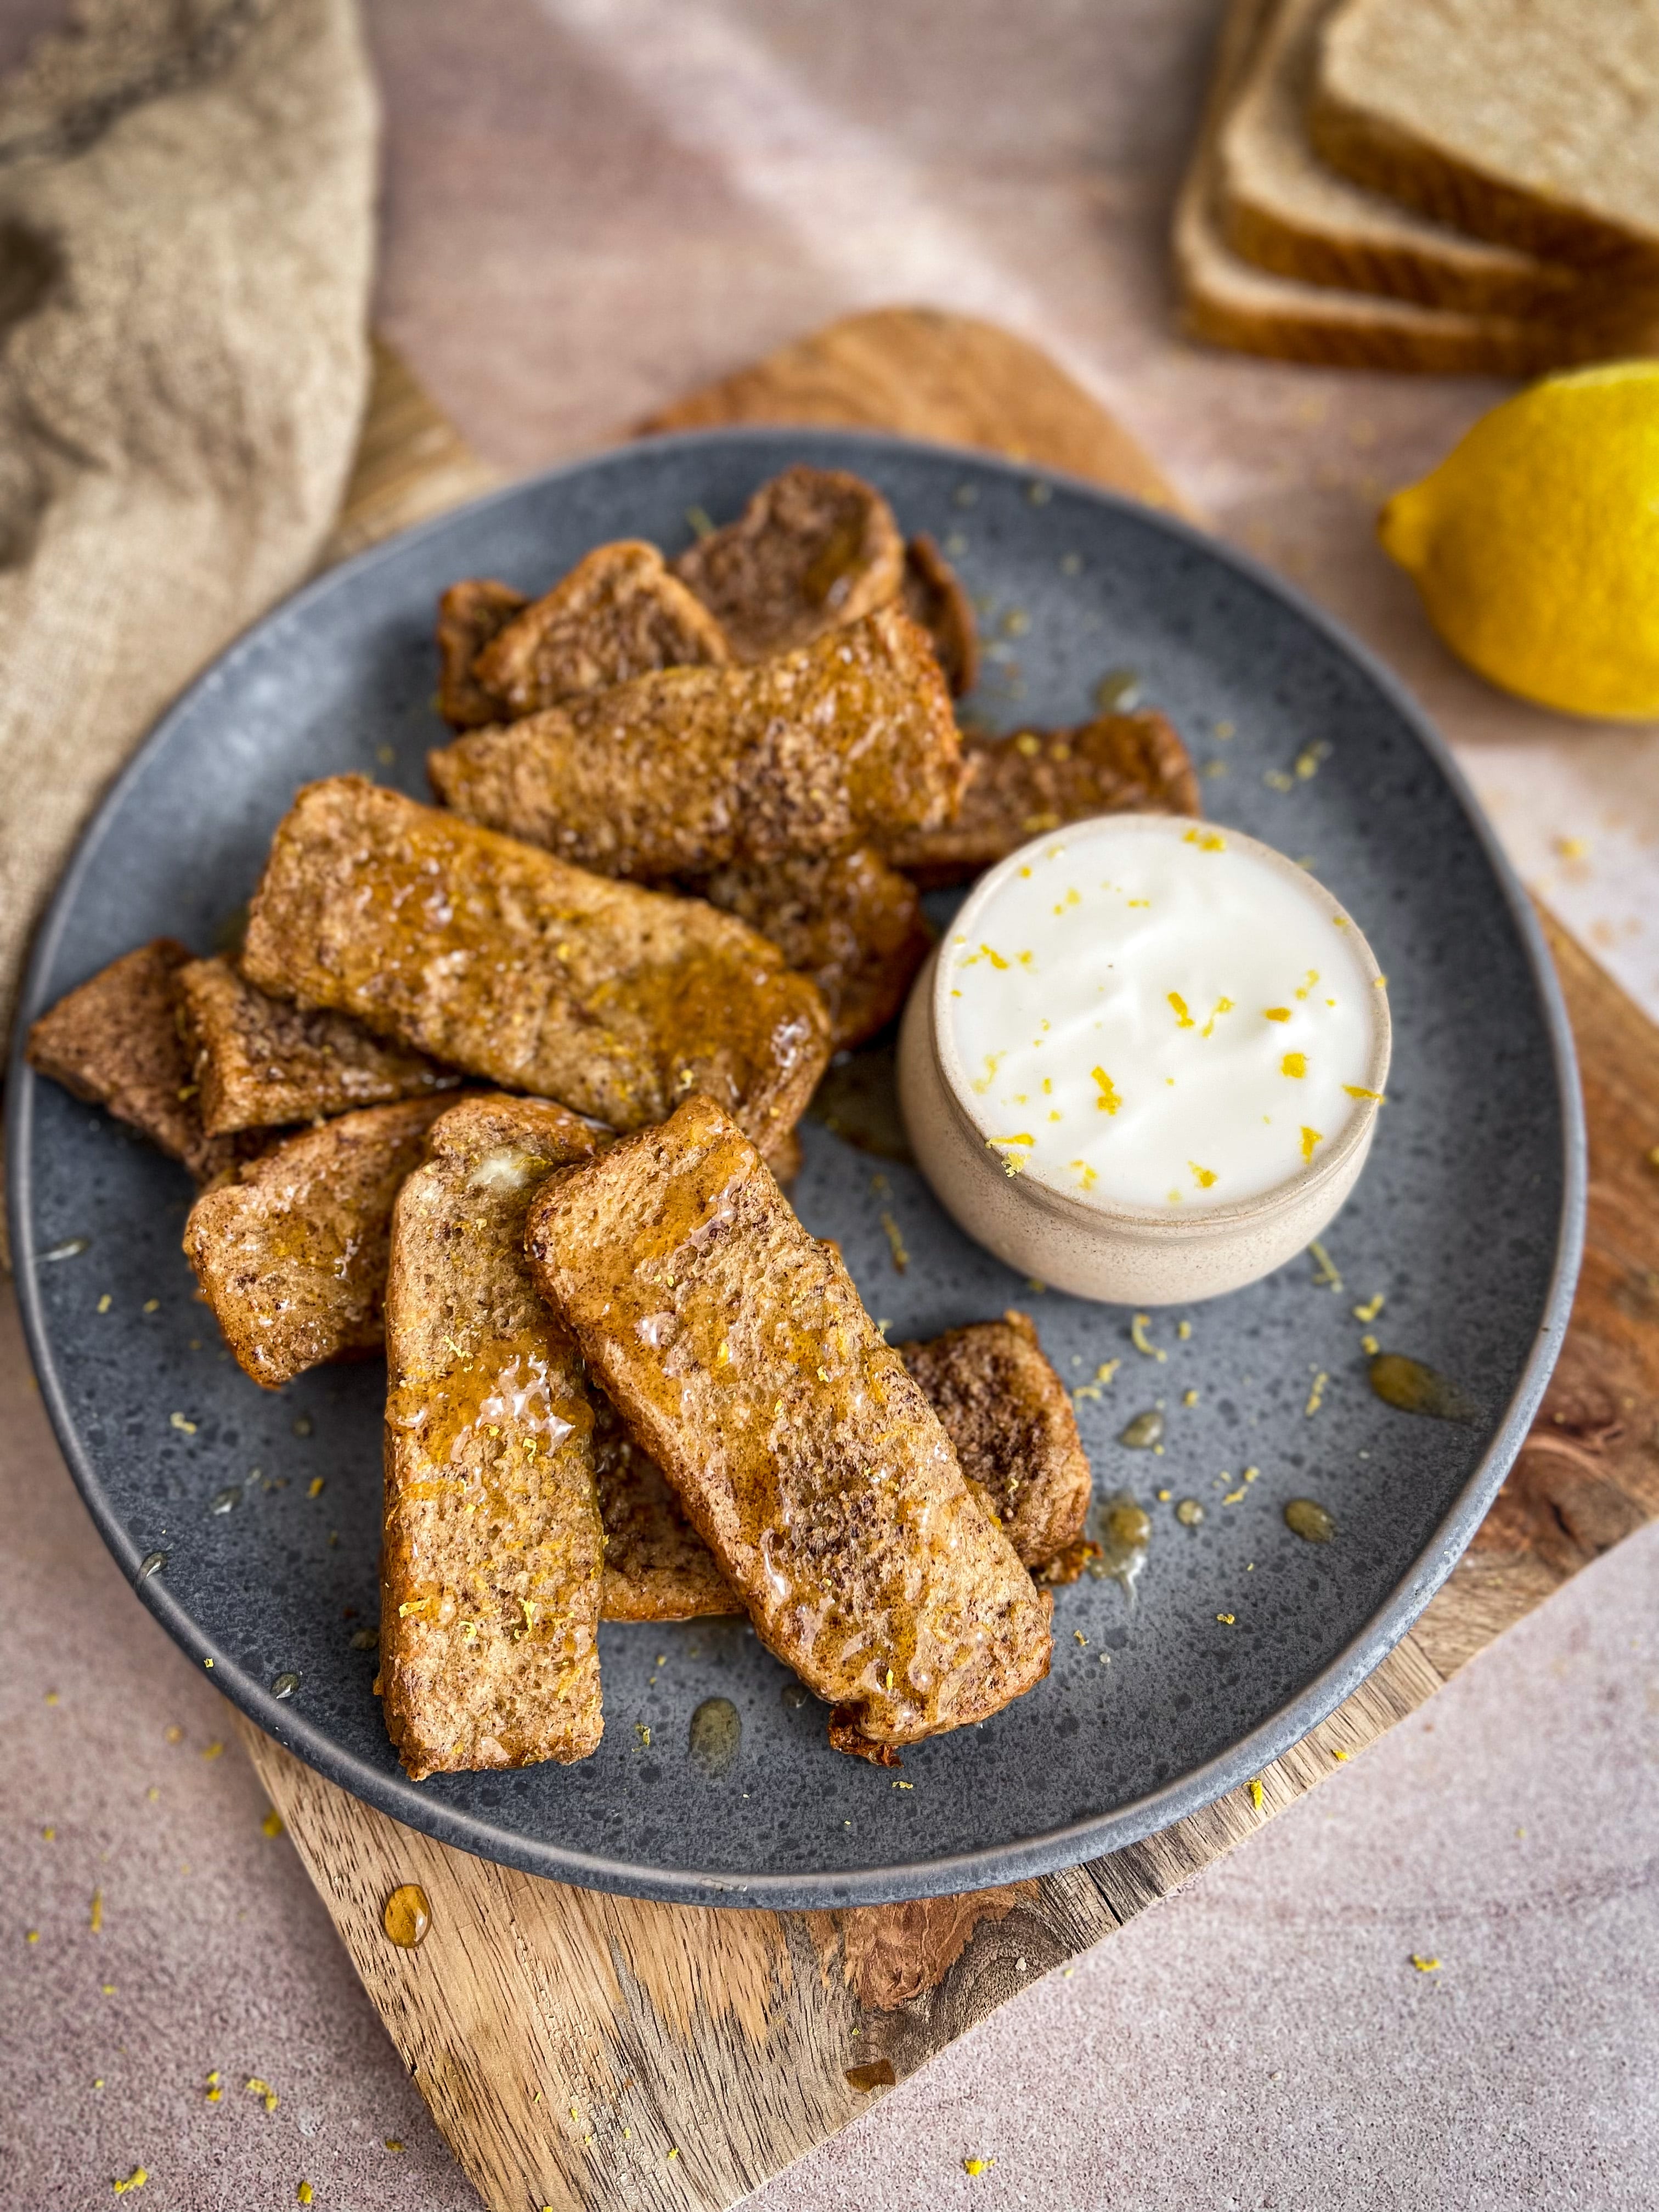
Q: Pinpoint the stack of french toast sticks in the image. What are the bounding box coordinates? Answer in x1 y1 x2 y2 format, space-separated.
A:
28 465 1201 1778
1177 0 1659 371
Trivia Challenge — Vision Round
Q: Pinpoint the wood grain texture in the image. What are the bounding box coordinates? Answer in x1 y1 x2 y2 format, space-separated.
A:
641 306 1200 521
239 317 1659 2212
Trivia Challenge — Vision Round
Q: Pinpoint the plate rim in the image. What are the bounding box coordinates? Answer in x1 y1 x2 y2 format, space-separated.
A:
5 424 1587 1909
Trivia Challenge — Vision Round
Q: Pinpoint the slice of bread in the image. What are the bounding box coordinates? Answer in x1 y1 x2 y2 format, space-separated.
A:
882 712 1198 889
430 603 964 882
597 1310 1094 1621
1219 0 1585 317
1173 0 1634 372
184 1094 452 1388
897 1312 1092 1571
687 846 930 1052
381 1094 606 1779
179 955 458 1135
524 1094 1052 1756
27 939 236 1183
1312 0 1659 273
902 532 979 698
241 777 832 1149
471 540 730 720
436 578 527 730
671 464 906 661
591 1391 739 1622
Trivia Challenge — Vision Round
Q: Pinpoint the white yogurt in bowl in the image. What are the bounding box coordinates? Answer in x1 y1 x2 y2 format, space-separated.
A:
897 814 1391 1303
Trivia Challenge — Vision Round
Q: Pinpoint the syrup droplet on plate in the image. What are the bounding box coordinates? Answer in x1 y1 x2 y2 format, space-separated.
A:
1284 1498 1336 1543
1368 1353 1476 1423
689 1696 741 1778
271 1672 301 1700
138 1550 166 1579
1118 1409 1164 1449
1087 1489 1152 1596
806 1043 913 1163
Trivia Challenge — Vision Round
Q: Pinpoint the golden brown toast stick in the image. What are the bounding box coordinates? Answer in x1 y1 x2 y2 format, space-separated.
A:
381 1094 607 1780
471 539 729 718
240 777 831 1148
883 710 1200 888
897 1312 1092 1568
26 939 240 1184
592 1392 737 1623
183 1095 453 1389
428 603 963 882
687 846 931 1052
525 1094 1051 1753
178 955 458 1135
596 1311 1091 1621
670 464 906 661
902 532 979 698
436 578 527 729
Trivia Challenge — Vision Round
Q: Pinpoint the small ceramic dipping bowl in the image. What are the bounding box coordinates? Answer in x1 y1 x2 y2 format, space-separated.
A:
897 814 1391 1304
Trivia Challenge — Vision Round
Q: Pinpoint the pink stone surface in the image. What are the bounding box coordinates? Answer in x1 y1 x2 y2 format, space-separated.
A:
6 1 1659 2206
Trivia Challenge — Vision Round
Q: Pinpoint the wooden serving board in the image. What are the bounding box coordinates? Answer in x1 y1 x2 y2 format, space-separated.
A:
239 308 1659 2212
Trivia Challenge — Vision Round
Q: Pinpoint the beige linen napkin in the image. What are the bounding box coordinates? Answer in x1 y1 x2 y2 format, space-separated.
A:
0 0 378 1047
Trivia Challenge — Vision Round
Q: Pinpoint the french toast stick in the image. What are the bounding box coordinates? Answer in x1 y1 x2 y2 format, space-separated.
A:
670 465 906 661
902 533 979 698
689 847 931 1051
592 1392 736 1622
898 1312 1092 1568
525 1094 1052 1755
597 1311 1092 1621
26 939 238 1183
183 1095 452 1388
883 711 1200 888
381 1094 607 1779
240 777 830 1148
179 955 458 1135
436 578 527 729
471 540 730 718
428 604 963 881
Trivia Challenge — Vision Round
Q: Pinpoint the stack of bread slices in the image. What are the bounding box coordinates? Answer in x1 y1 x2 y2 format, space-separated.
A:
1175 0 1659 372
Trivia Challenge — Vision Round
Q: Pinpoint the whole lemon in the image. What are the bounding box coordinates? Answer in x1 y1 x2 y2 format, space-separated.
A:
1379 360 1659 720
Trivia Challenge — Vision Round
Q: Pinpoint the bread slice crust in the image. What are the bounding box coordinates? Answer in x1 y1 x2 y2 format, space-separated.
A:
524 1093 1052 1752
428 604 963 882
381 1093 607 1779
240 777 831 1148
183 1094 453 1388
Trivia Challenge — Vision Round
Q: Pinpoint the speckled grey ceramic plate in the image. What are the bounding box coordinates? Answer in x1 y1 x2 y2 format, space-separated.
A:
7 430 1583 1909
